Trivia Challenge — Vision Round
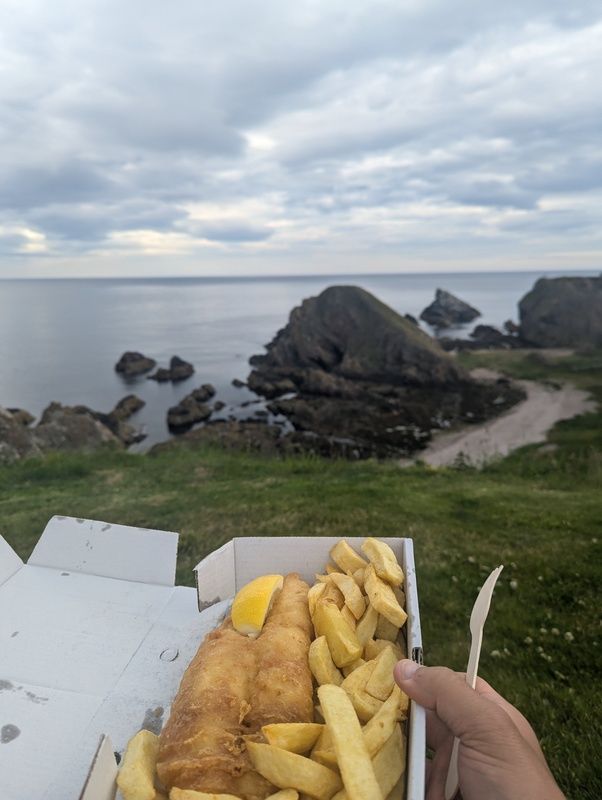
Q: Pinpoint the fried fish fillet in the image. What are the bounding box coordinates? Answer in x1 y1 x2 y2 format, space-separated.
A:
156 573 313 800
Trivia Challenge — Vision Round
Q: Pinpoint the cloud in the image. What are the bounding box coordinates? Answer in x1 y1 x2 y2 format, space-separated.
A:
0 0 600 274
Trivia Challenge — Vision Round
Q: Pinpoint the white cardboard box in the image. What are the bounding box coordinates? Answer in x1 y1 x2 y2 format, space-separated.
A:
0 517 425 800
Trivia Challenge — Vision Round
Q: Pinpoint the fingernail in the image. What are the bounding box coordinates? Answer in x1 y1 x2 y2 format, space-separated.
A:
397 659 420 680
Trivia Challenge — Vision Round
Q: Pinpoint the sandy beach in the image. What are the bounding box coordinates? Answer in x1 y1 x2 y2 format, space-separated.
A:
401 368 596 468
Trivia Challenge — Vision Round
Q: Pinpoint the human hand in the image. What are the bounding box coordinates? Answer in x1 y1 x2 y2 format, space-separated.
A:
393 660 566 800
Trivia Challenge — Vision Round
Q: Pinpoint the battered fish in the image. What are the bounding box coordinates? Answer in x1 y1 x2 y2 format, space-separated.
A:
156 573 313 800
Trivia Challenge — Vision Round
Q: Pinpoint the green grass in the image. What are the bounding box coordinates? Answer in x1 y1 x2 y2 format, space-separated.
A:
1 350 601 798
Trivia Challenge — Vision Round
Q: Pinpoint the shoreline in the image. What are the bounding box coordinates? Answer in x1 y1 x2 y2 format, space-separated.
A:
401 372 596 468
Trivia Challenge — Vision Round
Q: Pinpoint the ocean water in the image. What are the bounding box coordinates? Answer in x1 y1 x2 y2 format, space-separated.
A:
0 271 594 447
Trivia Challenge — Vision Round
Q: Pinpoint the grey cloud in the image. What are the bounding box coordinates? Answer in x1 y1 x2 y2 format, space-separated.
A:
194 223 273 243
0 0 600 267
0 162 116 212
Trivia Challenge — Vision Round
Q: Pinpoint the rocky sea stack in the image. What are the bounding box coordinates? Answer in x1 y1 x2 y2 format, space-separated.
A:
248 286 524 456
420 288 481 328
519 275 602 348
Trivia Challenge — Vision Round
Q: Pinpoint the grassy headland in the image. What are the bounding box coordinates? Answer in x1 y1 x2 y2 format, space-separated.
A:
1 349 600 798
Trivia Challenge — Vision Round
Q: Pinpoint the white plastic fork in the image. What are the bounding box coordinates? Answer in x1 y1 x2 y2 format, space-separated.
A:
444 564 504 800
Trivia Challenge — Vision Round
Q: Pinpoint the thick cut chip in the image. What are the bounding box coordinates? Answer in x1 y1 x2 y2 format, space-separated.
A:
247 742 342 800
355 605 378 648
361 539 404 587
318 684 383 800
364 639 403 662
309 635 344 685
365 647 398 701
262 723 324 754
169 792 241 800
117 730 161 800
329 573 366 620
341 659 377 694
375 614 400 643
348 689 383 722
326 563 340 575
231 574 284 637
372 725 406 797
364 566 407 628
341 604 357 630
351 568 366 589
313 600 362 667
266 791 300 800
322 584 345 609
330 540 368 574
342 658 365 677
362 686 403 757
308 582 327 617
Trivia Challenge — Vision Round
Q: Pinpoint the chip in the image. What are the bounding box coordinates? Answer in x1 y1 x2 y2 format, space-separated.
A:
247 742 342 800
117 730 161 800
360 539 404 587
262 723 324 754
364 566 407 628
318 684 382 800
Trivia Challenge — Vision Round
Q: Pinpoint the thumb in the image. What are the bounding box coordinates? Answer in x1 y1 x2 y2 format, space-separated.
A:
393 660 512 742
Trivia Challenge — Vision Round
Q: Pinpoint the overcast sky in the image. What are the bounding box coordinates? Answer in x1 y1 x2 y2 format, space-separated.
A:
1 1 601 278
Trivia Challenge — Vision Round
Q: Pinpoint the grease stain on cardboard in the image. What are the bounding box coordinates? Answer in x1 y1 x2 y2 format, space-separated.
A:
1 724 20 744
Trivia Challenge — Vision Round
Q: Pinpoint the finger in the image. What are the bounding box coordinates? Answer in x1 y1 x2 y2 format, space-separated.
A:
425 735 455 800
473 677 547 763
393 660 514 743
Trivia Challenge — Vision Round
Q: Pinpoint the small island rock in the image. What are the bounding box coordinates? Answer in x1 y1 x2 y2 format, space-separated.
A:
115 351 156 376
420 289 481 328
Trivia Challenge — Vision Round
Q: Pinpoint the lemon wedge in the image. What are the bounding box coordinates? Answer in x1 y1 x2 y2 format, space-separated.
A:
232 574 284 637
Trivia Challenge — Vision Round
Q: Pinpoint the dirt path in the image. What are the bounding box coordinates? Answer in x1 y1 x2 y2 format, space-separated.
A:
400 373 596 468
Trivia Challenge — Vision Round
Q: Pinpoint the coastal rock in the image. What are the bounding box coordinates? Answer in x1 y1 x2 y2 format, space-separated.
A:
247 285 524 456
420 289 481 328
167 386 215 431
169 356 194 382
115 351 156 376
33 403 122 453
149 419 377 459
111 394 145 420
148 356 194 383
0 407 41 463
504 319 520 335
6 408 35 426
213 400 226 412
0 398 147 463
148 368 172 382
232 378 246 388
519 276 602 347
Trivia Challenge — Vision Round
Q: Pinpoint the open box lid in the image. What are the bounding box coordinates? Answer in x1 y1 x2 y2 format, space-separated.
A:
0 515 205 800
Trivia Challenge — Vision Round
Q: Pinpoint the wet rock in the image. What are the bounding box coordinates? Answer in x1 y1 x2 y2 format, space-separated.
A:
111 395 145 420
148 368 172 382
231 378 246 388
213 400 226 412
167 386 215 431
149 356 194 383
420 289 481 328
115 352 156 376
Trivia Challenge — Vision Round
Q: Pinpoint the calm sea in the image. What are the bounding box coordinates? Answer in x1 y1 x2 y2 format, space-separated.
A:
0 271 594 448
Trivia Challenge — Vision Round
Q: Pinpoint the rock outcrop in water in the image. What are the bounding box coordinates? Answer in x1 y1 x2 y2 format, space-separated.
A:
115 351 156 376
148 356 194 383
247 286 524 457
420 289 481 328
0 396 146 463
167 384 216 431
519 275 602 347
